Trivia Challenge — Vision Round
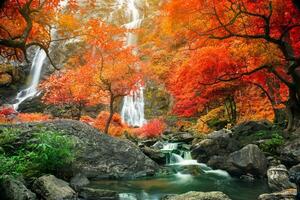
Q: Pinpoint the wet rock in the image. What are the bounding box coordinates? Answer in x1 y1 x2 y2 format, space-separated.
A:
70 173 90 191
258 189 297 200
267 165 296 191
32 175 76 200
141 146 165 165
79 187 118 200
227 144 268 177
1 120 159 179
0 176 36 200
161 191 231 200
17 94 46 113
240 173 255 182
152 141 164 150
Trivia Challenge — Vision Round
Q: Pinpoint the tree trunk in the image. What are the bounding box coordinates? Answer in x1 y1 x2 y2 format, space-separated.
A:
286 88 300 131
104 96 114 134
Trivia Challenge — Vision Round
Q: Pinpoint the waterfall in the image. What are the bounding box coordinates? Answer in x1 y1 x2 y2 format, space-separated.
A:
160 142 231 178
161 143 178 152
116 0 146 127
13 49 46 110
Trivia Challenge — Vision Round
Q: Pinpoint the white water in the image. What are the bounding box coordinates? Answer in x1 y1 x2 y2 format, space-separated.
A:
13 49 46 110
161 143 178 152
115 0 146 127
160 142 231 178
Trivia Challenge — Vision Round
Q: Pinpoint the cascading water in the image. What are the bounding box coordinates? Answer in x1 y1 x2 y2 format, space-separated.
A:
161 142 230 177
13 49 46 110
116 0 146 127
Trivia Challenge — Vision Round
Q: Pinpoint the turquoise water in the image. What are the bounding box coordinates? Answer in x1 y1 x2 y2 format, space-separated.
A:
90 172 270 200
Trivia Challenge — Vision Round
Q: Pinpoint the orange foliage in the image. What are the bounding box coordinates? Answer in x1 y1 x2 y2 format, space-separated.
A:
17 113 51 122
147 0 298 123
236 86 275 123
80 112 127 137
133 119 166 138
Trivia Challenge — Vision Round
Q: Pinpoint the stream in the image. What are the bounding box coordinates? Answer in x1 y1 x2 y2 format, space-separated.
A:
90 143 270 200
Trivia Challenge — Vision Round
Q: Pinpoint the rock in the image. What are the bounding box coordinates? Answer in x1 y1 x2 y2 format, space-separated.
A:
191 134 239 163
0 176 36 200
0 120 159 179
267 165 296 192
163 131 194 143
191 139 215 163
289 163 300 175
279 138 300 167
207 129 232 140
207 155 227 170
0 73 12 85
240 173 255 182
32 175 76 200
70 173 90 191
232 121 272 136
79 187 118 200
152 141 164 150
139 139 159 147
17 94 46 113
227 144 268 177
141 146 165 165
161 191 231 200
258 189 297 200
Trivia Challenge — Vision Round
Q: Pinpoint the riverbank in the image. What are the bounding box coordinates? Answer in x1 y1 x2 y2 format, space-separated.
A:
0 120 299 200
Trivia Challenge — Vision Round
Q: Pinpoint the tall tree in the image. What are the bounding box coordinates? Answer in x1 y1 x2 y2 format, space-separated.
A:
157 0 299 131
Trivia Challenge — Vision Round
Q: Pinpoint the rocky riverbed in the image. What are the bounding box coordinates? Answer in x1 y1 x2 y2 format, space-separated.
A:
0 120 299 200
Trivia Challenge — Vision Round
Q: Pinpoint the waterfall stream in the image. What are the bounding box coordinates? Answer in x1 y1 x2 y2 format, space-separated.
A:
90 141 269 200
116 0 146 127
13 49 46 111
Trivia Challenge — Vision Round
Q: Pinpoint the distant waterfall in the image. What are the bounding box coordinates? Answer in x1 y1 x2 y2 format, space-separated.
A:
116 0 146 127
13 49 46 110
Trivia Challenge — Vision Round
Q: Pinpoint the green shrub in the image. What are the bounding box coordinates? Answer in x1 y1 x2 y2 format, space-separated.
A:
0 128 21 152
259 133 284 154
28 130 75 174
0 128 75 179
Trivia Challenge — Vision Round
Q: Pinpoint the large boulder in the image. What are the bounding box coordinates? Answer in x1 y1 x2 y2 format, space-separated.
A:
141 146 166 165
267 165 296 191
0 176 36 200
191 129 240 163
70 173 90 191
32 175 76 200
162 191 231 200
279 138 300 167
0 120 159 179
289 163 300 175
79 187 118 200
226 144 268 177
258 189 297 200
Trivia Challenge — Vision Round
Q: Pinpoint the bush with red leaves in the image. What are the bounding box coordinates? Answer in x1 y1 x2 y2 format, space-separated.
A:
134 119 166 138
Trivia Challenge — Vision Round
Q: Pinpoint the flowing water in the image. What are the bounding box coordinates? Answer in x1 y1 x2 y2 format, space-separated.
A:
13 49 46 110
117 0 146 127
91 142 270 200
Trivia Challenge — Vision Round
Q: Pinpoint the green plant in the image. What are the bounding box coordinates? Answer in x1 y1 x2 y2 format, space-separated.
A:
28 130 75 174
259 133 284 154
0 153 29 178
0 128 21 151
0 128 76 179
